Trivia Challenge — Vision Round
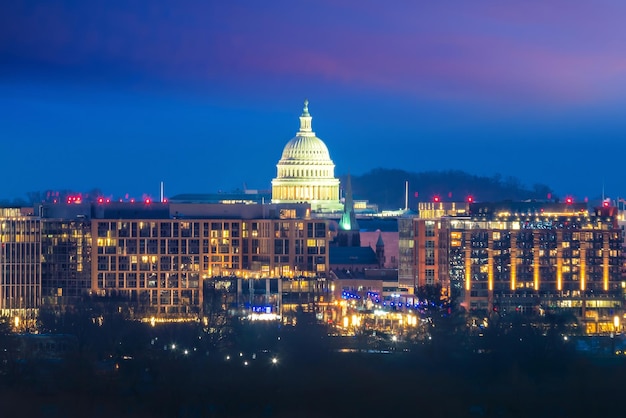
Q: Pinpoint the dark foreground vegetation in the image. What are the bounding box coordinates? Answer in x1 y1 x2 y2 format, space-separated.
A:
4 348 624 418
1 311 624 418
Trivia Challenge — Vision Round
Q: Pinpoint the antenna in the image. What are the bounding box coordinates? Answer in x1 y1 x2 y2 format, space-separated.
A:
602 178 605 202
160 181 164 203
405 180 409 211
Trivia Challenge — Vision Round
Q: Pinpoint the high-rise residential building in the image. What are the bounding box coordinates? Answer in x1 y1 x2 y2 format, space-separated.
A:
40 203 92 306
0 208 41 328
398 215 417 291
402 200 624 333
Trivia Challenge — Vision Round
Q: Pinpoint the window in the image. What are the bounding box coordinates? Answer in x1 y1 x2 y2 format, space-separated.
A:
425 269 435 285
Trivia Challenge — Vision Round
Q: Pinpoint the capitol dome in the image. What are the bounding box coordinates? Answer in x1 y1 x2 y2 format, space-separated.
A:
271 100 343 212
280 135 332 162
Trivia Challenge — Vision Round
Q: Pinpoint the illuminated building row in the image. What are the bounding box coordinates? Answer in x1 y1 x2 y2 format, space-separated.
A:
2 100 348 322
91 217 330 315
400 201 624 333
0 201 334 322
40 202 331 317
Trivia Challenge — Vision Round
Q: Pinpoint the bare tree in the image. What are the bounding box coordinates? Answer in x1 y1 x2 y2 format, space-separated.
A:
200 279 235 353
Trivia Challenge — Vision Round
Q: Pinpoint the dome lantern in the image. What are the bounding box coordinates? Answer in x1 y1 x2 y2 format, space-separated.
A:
299 99 313 134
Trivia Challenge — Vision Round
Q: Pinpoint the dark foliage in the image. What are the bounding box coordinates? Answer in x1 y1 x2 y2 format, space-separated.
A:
343 168 555 210
2 305 625 418
416 283 444 304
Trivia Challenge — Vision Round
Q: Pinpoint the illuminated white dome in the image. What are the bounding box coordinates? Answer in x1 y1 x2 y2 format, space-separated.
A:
271 100 342 212
280 136 332 162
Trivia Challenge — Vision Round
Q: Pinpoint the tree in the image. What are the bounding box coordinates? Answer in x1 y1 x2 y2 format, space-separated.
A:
200 279 235 353
416 284 443 305
26 191 43 205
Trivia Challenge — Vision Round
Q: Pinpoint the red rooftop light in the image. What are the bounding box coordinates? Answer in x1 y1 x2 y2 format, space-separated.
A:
67 195 82 204
145 198 151 204
603 201 610 208
433 195 441 203
565 197 573 204
466 195 474 203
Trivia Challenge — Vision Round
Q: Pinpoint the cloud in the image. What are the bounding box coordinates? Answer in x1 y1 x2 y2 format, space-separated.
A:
2 1 626 106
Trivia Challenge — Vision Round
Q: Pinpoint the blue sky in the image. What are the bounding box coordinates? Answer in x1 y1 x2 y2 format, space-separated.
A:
2 0 625 201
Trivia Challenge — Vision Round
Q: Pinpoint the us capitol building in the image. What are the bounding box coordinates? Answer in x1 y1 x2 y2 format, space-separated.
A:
271 100 343 213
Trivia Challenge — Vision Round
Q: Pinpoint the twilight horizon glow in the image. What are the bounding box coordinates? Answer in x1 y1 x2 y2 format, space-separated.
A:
1 0 625 202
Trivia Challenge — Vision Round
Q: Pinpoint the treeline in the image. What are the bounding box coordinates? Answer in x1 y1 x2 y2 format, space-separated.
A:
0 188 107 206
2 308 626 417
342 168 554 211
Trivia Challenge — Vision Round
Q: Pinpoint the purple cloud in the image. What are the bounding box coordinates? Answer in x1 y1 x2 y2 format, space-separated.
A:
2 0 626 106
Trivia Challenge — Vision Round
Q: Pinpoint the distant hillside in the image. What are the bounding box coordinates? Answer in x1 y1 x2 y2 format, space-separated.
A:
342 169 555 211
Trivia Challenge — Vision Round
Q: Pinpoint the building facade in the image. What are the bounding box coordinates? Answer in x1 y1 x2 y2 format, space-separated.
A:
0 208 41 328
85 202 331 317
41 215 92 306
398 216 417 291
402 201 624 333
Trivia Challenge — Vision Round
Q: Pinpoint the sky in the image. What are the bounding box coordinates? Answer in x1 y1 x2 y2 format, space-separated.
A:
1 0 625 202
